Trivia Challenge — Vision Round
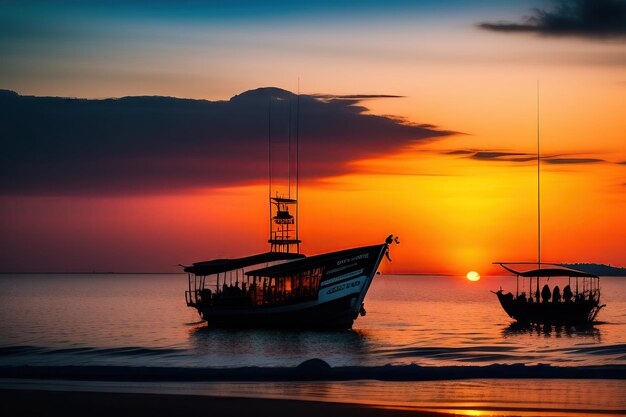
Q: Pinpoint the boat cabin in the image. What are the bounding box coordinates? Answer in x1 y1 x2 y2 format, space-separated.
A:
184 252 305 308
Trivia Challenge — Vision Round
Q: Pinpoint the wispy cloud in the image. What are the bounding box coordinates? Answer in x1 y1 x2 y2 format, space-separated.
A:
312 94 404 101
445 149 608 164
544 158 604 164
0 87 454 196
478 0 626 39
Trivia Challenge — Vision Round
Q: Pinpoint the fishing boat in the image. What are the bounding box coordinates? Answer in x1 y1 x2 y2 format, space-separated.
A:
183 234 395 329
493 87 604 325
493 262 603 325
183 92 396 329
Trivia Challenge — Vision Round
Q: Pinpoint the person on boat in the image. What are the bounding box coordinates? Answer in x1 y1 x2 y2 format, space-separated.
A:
541 284 551 303
518 292 527 302
552 285 561 303
200 288 212 302
563 285 573 302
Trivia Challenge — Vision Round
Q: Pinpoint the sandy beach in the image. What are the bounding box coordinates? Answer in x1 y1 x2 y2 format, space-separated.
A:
0 389 449 417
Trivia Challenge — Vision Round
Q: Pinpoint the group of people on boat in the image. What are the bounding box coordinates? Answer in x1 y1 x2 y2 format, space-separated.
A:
197 276 320 307
199 282 256 304
503 284 598 304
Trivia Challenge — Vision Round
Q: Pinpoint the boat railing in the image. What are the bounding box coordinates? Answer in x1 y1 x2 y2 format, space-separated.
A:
508 288 600 304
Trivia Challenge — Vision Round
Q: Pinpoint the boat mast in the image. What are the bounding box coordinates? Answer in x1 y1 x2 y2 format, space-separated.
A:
288 99 292 199
269 97 272 244
268 89 301 254
536 80 541 301
296 79 300 251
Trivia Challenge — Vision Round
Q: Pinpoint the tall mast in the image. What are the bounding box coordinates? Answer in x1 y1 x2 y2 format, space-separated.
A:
268 97 272 243
267 89 301 254
296 79 300 250
536 81 541 300
537 81 541 268
288 99 292 198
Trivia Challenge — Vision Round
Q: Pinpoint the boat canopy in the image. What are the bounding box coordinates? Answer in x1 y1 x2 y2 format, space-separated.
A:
247 244 384 278
184 252 305 275
494 262 598 278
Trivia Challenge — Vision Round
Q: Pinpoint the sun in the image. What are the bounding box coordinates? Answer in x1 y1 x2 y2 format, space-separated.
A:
466 271 480 282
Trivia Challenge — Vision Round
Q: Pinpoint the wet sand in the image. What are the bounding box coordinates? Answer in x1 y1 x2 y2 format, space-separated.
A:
0 389 449 417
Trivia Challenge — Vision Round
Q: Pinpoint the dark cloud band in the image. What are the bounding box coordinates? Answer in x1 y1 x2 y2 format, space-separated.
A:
0 87 453 196
478 0 626 39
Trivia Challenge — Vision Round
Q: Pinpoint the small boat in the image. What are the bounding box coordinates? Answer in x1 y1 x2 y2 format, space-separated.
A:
183 92 395 329
493 262 604 325
492 87 604 325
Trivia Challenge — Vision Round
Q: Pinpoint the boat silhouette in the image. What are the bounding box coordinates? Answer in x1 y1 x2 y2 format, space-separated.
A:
493 262 603 325
182 92 395 329
493 85 604 325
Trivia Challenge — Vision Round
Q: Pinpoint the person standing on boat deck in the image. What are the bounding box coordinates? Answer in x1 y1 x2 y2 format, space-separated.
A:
563 285 573 302
541 284 551 303
552 286 561 303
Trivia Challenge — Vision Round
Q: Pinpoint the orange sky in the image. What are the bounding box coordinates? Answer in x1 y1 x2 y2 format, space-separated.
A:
1 1 625 274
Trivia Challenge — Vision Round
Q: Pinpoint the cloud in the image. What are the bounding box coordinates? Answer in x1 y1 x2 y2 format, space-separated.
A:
544 158 604 164
478 0 626 39
472 151 532 160
445 149 607 164
312 94 404 101
0 87 453 196
444 150 474 155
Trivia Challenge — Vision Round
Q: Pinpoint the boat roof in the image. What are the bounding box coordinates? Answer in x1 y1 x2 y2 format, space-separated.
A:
246 244 385 278
272 197 297 203
493 262 598 278
184 252 305 275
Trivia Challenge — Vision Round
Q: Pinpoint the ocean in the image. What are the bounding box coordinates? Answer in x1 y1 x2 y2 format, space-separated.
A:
1 273 624 368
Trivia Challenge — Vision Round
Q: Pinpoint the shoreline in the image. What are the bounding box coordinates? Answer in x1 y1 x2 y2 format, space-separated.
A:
2 380 625 417
2 363 625 382
0 389 449 417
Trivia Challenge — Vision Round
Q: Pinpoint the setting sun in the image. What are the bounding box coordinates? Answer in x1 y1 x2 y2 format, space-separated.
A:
466 271 481 282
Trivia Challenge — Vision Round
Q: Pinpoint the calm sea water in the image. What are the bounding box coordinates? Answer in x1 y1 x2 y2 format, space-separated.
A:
1 274 625 368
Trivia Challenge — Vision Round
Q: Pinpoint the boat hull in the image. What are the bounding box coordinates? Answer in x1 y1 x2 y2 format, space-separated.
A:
198 294 359 329
496 291 602 325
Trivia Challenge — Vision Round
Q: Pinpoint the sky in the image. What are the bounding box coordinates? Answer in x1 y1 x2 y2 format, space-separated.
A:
1 0 625 274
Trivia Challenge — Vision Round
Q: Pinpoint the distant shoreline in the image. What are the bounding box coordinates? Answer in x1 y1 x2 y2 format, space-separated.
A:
0 271 185 275
1 271 625 276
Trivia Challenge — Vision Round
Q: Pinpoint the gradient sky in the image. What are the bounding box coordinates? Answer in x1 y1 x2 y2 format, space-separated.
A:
1 0 625 274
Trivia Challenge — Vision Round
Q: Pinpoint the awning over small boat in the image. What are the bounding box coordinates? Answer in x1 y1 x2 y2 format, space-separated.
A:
494 262 598 278
247 244 385 278
184 252 305 275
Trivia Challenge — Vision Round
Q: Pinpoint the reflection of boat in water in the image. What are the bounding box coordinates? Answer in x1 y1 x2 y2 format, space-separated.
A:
502 320 601 340
183 93 394 329
494 262 604 325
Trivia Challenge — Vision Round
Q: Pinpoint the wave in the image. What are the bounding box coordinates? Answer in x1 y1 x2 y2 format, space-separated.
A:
1 361 625 382
0 345 186 358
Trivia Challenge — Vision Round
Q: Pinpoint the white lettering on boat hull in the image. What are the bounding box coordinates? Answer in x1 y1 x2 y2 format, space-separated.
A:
318 276 365 303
